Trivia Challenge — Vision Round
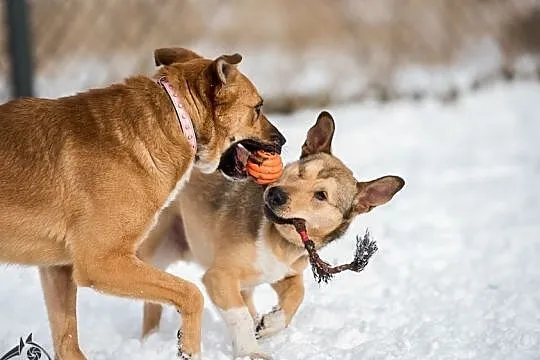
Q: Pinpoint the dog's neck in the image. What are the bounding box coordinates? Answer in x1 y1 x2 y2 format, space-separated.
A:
154 73 210 153
157 76 197 153
260 218 308 266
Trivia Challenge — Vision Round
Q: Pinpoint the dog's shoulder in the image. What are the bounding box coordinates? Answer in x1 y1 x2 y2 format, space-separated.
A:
183 170 266 240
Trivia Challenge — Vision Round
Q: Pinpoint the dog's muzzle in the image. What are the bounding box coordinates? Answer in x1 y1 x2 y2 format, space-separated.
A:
266 186 288 209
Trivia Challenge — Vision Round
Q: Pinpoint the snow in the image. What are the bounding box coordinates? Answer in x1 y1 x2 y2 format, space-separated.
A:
1 82 540 359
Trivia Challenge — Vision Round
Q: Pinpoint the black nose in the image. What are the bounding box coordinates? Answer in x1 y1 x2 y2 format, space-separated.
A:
267 186 288 207
271 131 286 148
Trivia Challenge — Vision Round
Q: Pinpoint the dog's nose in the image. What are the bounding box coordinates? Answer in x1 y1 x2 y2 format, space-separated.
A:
271 131 286 148
267 186 288 207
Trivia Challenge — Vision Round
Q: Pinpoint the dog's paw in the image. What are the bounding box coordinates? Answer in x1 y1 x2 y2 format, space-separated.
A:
177 350 196 360
235 352 273 360
255 307 286 339
178 353 201 360
176 329 201 360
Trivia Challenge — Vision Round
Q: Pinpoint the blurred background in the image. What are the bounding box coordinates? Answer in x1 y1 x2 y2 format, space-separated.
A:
0 0 539 112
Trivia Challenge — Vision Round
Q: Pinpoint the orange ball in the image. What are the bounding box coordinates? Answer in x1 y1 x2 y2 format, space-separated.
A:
247 151 283 185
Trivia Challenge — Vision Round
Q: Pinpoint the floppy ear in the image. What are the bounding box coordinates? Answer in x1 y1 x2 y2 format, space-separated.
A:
210 53 242 85
353 176 405 213
300 111 335 158
154 47 202 66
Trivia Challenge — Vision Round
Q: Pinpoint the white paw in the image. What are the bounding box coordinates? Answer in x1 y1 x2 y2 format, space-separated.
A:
219 307 267 359
255 307 286 339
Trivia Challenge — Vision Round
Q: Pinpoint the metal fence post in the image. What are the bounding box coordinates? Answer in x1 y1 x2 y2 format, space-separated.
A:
4 0 34 98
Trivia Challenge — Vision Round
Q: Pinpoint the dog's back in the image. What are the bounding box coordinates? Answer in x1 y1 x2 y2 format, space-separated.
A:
0 96 79 264
0 78 158 198
0 78 166 265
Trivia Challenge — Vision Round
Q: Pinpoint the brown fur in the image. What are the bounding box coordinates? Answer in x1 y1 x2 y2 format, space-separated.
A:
138 111 405 358
0 47 284 359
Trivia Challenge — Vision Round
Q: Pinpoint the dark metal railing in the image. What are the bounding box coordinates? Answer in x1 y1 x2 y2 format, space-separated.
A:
4 0 34 98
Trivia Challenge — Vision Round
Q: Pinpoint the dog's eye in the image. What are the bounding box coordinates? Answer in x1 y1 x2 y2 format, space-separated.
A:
314 191 327 201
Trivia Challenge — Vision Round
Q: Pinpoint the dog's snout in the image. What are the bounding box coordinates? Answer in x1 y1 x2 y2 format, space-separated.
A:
272 131 286 148
267 186 288 207
261 116 286 150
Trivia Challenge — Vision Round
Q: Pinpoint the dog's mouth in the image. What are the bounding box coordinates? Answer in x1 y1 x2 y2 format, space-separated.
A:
218 139 280 179
263 204 295 225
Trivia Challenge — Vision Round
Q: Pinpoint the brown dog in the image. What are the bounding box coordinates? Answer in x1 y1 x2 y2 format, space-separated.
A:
0 47 285 360
138 111 405 359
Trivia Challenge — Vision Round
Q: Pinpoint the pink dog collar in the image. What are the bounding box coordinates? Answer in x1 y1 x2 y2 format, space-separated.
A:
157 76 197 153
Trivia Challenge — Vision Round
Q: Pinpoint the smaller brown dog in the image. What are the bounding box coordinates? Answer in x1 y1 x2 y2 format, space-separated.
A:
0 47 285 359
139 111 405 359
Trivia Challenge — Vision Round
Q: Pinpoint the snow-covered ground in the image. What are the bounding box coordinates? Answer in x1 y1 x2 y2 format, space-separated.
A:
1 82 539 359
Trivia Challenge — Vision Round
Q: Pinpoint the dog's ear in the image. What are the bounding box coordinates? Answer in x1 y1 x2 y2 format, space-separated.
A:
352 176 404 214
154 47 202 66
300 111 335 158
210 53 242 85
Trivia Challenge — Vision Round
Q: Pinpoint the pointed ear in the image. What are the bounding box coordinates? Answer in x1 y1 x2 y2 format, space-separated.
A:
210 53 242 85
300 111 336 159
353 176 404 213
154 47 202 66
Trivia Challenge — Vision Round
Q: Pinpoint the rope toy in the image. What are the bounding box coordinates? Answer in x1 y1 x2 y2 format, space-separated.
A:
236 144 283 185
292 219 378 284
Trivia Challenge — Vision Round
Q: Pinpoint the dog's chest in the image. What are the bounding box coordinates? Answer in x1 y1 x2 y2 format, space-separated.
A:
254 239 291 284
163 162 194 208
138 163 193 246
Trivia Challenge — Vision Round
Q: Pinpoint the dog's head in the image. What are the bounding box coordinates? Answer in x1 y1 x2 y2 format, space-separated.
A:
263 111 404 248
154 47 285 178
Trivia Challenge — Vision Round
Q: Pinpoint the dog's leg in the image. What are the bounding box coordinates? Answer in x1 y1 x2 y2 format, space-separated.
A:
140 239 186 339
140 208 189 339
203 269 271 360
241 288 258 321
138 205 176 340
142 302 163 338
73 253 203 359
39 265 86 360
256 274 304 339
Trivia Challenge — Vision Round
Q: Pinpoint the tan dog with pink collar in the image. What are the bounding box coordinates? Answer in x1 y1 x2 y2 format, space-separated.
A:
0 47 285 359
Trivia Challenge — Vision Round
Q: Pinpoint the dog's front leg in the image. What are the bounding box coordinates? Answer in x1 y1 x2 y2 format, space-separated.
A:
138 204 185 339
40 265 86 360
73 252 203 360
241 288 258 321
256 274 305 339
203 269 271 360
